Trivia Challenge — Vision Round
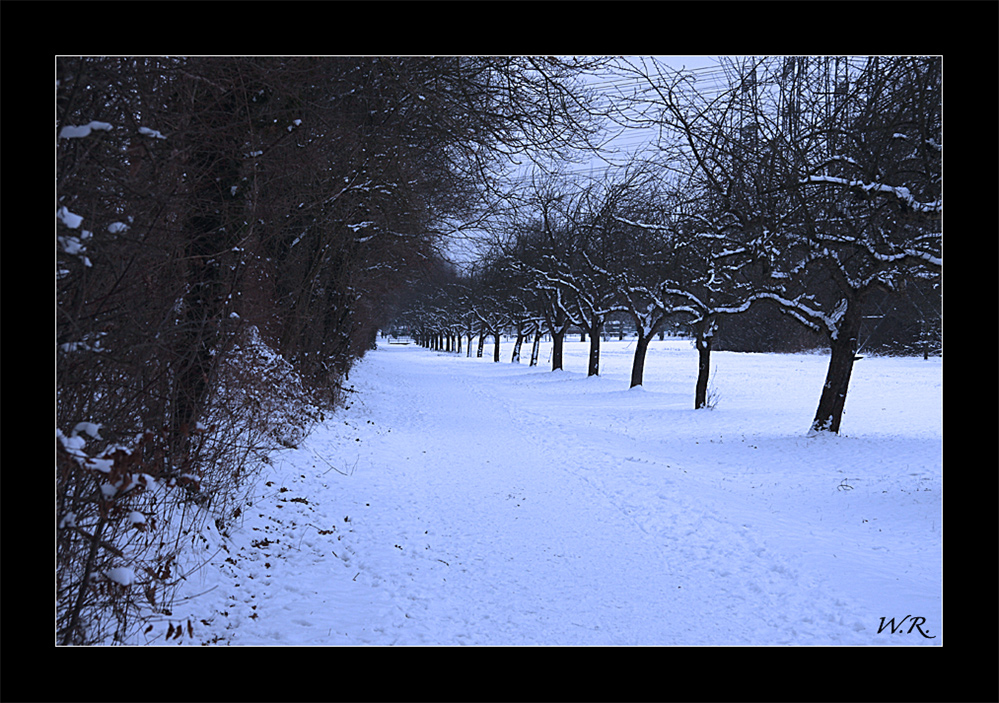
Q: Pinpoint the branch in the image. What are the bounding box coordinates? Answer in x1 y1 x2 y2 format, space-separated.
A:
802 175 942 215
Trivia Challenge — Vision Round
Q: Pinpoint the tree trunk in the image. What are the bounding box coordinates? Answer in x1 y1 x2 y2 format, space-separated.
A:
587 316 602 377
476 328 485 358
694 316 716 409
630 333 652 388
810 300 863 434
511 328 523 363
493 330 501 362
530 332 541 367
551 328 565 371
171 140 242 457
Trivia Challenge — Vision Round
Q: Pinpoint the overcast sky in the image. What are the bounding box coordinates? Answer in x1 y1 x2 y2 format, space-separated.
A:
655 55 723 71
449 56 734 263
567 56 730 177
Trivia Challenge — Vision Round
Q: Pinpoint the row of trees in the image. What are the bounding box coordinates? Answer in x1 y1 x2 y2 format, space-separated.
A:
394 56 941 435
56 56 608 644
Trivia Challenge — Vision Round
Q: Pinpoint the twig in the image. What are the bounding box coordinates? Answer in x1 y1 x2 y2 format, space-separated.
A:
312 449 354 477
296 523 314 551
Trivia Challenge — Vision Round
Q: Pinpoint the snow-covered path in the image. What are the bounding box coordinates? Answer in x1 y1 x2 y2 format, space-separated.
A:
173 341 942 646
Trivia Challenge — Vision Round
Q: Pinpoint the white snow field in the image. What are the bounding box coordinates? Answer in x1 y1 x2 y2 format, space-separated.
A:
164 338 942 646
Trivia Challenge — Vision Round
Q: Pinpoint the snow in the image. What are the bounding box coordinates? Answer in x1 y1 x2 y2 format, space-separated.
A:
106 567 136 587
72 421 102 439
57 206 84 229
57 208 94 268
153 339 941 646
59 121 113 139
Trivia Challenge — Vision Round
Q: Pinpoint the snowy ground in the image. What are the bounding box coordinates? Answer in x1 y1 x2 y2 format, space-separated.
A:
156 338 942 646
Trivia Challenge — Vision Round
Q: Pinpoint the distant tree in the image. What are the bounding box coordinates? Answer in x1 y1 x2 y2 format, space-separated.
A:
494 257 546 364
599 165 754 403
500 173 584 372
514 173 637 377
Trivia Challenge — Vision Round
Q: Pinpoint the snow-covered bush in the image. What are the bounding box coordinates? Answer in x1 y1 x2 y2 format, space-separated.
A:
56 326 327 645
57 425 190 645
214 325 325 453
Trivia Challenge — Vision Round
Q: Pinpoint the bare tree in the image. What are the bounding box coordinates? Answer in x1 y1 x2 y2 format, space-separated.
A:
499 173 584 372
624 56 941 433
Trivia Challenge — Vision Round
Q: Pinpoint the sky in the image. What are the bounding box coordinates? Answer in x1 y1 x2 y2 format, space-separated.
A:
583 56 730 171
504 56 734 182
448 56 733 264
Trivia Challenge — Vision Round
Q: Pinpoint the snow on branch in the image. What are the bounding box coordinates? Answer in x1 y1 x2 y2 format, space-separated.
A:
748 290 860 338
138 126 167 139
859 241 942 270
347 221 377 243
803 175 941 215
59 121 114 139
612 215 671 232
57 207 93 269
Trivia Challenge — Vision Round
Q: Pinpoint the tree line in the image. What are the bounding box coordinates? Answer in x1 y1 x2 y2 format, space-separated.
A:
394 56 941 434
56 56 606 644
